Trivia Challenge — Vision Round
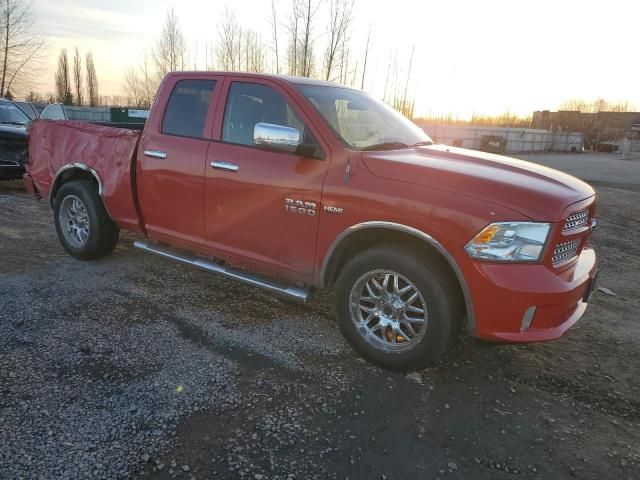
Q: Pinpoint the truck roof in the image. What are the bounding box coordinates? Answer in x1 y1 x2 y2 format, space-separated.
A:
164 71 358 90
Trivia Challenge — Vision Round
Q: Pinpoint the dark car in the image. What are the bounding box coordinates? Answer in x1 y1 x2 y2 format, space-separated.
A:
0 98 29 180
13 101 40 120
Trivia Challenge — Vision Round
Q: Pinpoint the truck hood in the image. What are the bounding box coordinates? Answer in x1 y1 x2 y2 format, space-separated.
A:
361 144 595 221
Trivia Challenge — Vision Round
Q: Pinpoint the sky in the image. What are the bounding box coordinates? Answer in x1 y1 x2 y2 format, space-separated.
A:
34 0 639 118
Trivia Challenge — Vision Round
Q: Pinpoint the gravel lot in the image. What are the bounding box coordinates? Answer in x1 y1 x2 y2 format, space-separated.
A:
1 153 639 479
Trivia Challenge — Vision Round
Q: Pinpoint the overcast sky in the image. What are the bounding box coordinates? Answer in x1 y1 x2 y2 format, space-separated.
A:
34 0 639 117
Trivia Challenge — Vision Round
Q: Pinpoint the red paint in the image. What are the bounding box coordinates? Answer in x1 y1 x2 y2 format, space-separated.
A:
25 72 598 343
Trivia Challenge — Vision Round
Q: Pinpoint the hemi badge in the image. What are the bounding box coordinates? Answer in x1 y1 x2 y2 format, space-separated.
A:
324 205 344 215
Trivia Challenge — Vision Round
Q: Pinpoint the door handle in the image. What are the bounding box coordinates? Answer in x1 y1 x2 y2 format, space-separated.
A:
144 149 167 159
210 161 239 172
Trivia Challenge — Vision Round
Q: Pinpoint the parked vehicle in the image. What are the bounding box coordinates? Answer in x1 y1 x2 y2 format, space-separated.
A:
24 72 598 370
13 101 39 120
0 98 30 180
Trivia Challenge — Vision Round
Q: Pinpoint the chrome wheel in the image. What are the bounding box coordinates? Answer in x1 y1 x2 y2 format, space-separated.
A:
349 269 428 353
59 195 90 248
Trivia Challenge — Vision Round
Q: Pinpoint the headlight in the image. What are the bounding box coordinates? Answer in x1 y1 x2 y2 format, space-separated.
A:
465 222 551 262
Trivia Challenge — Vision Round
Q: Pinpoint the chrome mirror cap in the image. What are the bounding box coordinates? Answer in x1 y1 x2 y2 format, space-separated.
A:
253 122 301 152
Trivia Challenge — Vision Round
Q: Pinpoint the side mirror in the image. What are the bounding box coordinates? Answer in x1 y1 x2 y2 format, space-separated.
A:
254 122 301 153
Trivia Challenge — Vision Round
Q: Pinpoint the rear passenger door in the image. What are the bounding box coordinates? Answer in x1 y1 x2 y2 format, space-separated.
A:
204 79 330 279
137 76 221 248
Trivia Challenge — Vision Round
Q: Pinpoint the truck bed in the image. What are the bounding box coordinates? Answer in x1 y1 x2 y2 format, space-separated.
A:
90 122 146 131
27 120 143 232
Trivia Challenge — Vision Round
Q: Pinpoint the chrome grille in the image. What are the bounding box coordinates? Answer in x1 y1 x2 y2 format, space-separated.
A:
563 208 589 232
552 239 581 266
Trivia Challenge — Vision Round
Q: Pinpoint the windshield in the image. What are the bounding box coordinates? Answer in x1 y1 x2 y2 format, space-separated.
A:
0 102 30 125
294 84 431 150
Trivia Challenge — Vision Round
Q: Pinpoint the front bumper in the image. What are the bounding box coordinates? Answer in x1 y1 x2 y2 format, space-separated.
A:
469 246 597 342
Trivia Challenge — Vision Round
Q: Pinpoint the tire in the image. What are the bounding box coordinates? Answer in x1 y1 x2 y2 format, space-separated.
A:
53 180 119 260
335 244 458 371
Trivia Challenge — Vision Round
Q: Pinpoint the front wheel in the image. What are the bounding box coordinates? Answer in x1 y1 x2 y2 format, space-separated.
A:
335 244 458 371
54 180 119 260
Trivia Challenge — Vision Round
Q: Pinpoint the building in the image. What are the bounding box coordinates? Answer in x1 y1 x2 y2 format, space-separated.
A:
532 110 640 148
416 123 584 154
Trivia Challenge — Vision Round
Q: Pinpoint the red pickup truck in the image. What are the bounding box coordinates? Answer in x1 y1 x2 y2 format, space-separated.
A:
24 72 598 370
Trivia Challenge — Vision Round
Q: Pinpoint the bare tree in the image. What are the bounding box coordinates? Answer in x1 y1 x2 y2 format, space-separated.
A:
204 40 216 71
388 46 415 118
26 90 43 103
401 45 414 110
85 52 99 106
72 47 83 106
215 7 241 71
360 25 370 89
99 94 125 107
139 52 155 106
382 50 398 103
270 0 281 74
299 0 318 77
124 51 154 108
152 8 186 80
339 39 349 84
559 98 634 113
124 8 187 107
323 0 352 81
244 30 266 73
55 49 73 105
124 68 145 108
286 0 318 77
286 0 301 75
0 0 46 97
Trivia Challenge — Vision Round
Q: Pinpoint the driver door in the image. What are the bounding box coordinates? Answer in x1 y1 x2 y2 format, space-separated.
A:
204 79 329 279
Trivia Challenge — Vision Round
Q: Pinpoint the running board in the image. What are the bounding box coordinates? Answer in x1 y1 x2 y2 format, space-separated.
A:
133 240 310 304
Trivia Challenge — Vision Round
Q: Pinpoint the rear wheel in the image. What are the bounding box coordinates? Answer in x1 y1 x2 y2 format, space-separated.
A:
54 180 119 260
335 244 458 371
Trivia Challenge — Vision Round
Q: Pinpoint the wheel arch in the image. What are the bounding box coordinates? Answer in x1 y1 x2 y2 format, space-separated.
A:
49 163 103 208
319 221 477 334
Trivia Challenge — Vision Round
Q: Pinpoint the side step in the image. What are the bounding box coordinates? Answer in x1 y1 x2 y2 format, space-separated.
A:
133 240 310 304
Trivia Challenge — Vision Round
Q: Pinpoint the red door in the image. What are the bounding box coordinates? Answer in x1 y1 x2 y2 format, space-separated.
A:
137 75 222 248
204 78 331 280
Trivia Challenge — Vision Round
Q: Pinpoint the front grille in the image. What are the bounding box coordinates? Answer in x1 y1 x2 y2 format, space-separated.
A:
552 239 581 266
563 208 589 232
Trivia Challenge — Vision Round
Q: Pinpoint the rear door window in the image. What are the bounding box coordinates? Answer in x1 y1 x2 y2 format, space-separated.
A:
162 79 216 138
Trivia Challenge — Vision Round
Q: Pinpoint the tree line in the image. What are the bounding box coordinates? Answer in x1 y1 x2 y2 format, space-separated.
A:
0 0 102 106
416 98 639 129
54 48 99 106
124 1 417 117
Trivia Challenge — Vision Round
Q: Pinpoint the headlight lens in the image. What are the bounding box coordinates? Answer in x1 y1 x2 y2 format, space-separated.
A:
465 222 551 262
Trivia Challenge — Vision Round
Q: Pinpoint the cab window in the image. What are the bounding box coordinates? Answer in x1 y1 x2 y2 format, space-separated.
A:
162 79 216 138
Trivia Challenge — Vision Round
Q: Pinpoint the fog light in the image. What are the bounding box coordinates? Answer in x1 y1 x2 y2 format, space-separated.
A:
520 306 536 331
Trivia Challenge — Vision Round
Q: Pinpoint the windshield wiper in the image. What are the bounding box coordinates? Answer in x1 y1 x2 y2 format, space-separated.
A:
361 142 410 151
413 141 434 146
1 121 27 126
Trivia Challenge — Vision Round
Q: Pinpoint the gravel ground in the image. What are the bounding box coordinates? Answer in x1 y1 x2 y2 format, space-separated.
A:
1 154 639 479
